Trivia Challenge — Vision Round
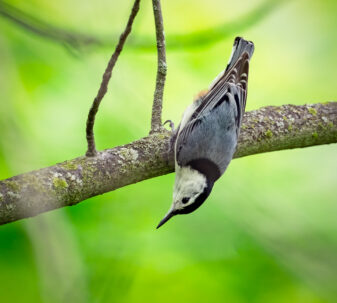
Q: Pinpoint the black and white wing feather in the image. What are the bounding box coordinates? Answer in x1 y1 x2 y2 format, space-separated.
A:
175 37 254 175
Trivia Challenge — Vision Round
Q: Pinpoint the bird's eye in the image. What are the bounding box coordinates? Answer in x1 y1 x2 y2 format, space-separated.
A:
182 197 190 204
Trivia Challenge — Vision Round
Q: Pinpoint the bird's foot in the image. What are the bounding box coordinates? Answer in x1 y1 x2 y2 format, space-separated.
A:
163 120 175 132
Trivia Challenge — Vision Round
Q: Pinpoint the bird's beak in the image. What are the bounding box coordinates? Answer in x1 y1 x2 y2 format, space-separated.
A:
156 208 175 229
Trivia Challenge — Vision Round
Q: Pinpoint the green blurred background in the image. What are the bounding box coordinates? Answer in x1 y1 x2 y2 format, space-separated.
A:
1 0 337 302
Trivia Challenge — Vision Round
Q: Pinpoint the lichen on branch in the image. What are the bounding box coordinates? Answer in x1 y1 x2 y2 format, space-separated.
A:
0 102 336 226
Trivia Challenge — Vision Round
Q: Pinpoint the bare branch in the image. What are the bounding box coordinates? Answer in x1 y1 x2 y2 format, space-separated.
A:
0 102 336 226
0 0 284 51
85 0 140 157
150 0 167 132
0 1 101 52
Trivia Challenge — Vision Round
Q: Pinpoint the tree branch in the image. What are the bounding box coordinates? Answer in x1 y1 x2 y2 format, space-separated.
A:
85 0 140 157
0 0 284 52
0 0 101 52
0 102 336 226
150 0 167 132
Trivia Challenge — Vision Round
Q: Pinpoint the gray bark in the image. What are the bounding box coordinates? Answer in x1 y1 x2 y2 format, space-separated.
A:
150 0 167 132
0 102 336 226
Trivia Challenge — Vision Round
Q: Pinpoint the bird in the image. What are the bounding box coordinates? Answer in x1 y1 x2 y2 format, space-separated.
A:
157 37 254 229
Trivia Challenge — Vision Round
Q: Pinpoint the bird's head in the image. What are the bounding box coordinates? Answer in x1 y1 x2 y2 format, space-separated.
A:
156 166 213 228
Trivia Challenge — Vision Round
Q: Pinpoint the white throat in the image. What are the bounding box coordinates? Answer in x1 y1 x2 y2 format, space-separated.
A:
173 165 207 208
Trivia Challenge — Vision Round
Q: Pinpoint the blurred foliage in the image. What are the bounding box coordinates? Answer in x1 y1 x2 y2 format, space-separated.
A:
0 0 337 302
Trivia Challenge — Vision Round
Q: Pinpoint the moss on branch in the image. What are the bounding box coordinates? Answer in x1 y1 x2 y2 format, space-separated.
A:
0 102 336 225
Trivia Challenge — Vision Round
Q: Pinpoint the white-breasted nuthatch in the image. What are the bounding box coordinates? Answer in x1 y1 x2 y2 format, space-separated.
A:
157 37 254 228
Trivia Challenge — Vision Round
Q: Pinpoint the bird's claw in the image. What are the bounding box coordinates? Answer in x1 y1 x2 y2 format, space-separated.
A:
163 120 175 132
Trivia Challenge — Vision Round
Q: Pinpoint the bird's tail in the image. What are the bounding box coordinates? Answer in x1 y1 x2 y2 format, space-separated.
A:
209 37 254 92
226 36 254 72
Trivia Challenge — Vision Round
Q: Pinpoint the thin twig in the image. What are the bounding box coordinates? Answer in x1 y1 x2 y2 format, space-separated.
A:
150 0 167 132
85 0 140 157
0 102 336 225
0 0 101 52
0 0 284 51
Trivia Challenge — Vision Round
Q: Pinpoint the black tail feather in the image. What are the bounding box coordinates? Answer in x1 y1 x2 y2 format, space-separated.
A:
226 36 254 72
209 37 254 92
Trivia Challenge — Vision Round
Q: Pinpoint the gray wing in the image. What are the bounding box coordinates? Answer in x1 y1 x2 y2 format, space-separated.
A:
175 84 244 174
176 49 252 174
190 52 250 125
